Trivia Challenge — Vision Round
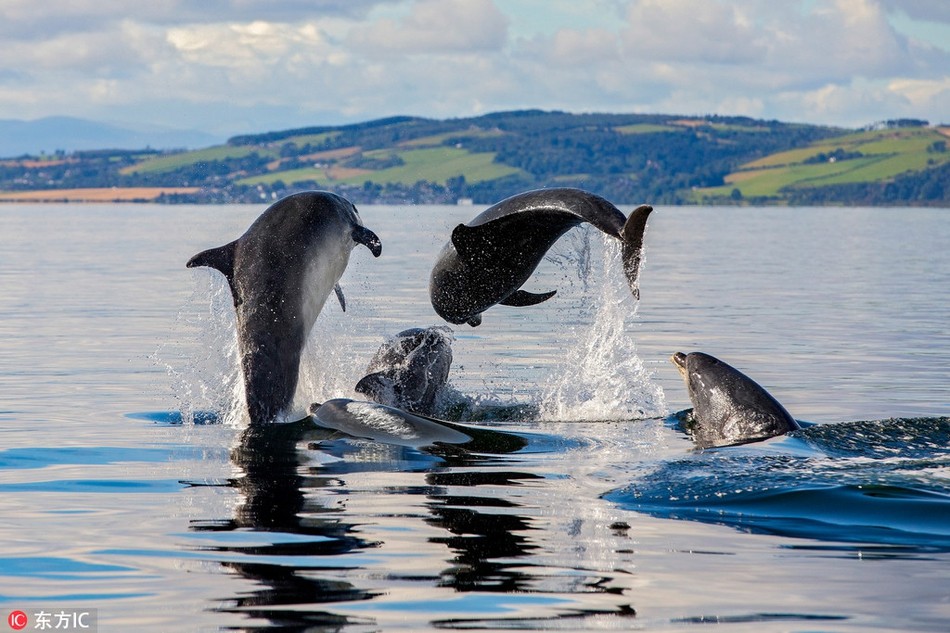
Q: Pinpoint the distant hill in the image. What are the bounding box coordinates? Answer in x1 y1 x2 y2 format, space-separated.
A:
0 111 947 205
0 116 221 156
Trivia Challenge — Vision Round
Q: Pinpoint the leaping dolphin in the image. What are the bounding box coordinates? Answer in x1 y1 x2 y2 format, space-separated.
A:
671 352 800 448
429 188 652 326
187 191 382 425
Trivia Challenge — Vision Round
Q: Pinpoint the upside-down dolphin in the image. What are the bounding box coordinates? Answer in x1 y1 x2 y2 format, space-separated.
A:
429 188 652 326
187 191 381 425
309 399 528 454
671 352 800 448
355 326 454 415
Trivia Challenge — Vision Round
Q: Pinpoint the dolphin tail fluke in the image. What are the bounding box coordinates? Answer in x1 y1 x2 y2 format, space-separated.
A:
619 204 653 300
352 225 382 257
499 289 557 307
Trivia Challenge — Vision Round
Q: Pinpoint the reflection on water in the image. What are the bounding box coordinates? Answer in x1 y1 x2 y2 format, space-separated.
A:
196 421 379 628
197 420 641 630
1 203 949 631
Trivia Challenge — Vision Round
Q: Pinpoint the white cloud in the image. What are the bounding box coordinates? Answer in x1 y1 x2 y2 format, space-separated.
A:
879 0 950 23
0 0 948 134
346 0 508 56
546 28 621 67
0 1 387 38
623 0 765 64
888 76 950 109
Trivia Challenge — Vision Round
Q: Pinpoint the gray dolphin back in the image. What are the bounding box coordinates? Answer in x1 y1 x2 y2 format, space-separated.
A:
672 351 799 448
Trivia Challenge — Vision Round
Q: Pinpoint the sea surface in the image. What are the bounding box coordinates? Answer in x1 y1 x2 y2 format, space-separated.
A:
0 202 948 632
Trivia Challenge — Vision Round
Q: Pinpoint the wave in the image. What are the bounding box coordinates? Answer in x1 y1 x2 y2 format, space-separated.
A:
607 416 950 552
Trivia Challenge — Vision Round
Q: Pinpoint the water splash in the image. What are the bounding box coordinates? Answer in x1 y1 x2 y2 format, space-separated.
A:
156 271 245 427
295 309 368 412
540 233 666 421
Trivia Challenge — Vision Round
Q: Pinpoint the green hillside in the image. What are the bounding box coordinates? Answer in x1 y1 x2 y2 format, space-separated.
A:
1 111 947 205
237 146 522 187
122 144 279 175
696 126 950 202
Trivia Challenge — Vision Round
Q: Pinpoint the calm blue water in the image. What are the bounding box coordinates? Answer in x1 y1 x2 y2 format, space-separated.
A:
0 203 948 631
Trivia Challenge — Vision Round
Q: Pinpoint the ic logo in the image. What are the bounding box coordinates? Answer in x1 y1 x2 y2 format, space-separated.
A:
7 610 28 630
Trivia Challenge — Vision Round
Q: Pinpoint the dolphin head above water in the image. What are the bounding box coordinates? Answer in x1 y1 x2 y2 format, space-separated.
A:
187 191 381 425
355 326 454 415
671 351 800 448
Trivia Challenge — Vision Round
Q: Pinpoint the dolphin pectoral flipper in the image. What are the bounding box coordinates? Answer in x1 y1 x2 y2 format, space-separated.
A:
619 204 653 300
499 289 557 307
351 225 382 257
334 284 346 312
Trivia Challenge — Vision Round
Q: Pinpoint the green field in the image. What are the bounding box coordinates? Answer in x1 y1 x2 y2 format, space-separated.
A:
398 129 506 148
236 166 326 186
239 146 522 187
123 145 278 175
341 147 520 185
281 131 340 147
615 123 680 135
697 127 950 199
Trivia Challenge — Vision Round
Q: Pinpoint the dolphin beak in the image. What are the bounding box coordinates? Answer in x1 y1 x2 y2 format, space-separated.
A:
670 352 688 378
352 226 382 257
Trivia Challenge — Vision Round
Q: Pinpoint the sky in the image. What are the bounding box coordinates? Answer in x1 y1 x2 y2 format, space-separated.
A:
1 0 948 139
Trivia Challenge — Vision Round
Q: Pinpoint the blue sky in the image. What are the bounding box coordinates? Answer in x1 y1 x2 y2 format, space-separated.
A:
1 0 947 137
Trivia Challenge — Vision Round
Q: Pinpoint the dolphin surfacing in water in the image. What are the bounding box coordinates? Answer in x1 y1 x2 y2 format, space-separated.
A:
187 191 381 425
429 188 652 326
355 326 454 415
671 352 800 448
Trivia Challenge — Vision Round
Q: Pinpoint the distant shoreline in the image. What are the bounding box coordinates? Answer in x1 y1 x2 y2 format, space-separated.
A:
0 187 200 203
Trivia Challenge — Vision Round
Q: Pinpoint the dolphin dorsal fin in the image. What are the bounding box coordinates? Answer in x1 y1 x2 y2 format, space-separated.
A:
187 241 237 277
186 241 239 302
